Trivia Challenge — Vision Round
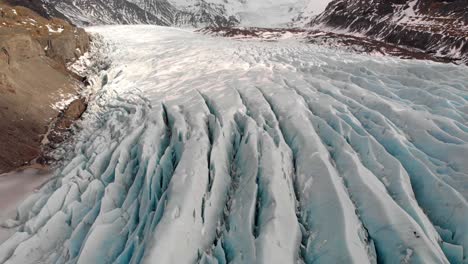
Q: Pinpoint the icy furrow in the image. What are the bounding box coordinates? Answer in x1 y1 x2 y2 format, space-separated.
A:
255 84 376 263
231 86 302 263
283 77 442 245
281 79 448 262
303 77 468 253
1 25 467 264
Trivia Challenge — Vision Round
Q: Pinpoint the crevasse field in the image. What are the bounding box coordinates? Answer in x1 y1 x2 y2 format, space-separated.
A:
1 26 468 264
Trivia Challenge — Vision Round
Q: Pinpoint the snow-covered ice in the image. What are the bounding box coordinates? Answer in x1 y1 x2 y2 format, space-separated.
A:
0 25 467 264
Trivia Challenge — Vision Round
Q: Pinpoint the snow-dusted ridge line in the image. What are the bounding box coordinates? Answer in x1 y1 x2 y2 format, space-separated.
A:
310 0 468 64
34 0 333 27
0 26 467 264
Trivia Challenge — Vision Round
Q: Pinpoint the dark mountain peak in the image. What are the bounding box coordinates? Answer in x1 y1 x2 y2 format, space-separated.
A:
311 0 468 64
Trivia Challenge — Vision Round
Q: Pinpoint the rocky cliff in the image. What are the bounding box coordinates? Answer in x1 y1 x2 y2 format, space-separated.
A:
0 3 90 173
310 0 468 64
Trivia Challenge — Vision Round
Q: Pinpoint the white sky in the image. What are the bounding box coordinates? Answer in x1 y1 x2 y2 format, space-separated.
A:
303 0 333 14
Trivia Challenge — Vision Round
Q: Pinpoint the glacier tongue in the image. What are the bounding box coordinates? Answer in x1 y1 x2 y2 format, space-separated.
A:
1 25 468 264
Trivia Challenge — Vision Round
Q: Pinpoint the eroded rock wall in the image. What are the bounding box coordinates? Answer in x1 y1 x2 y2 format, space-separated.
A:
0 4 90 172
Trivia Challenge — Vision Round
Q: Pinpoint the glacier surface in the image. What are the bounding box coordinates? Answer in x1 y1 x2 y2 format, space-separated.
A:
0 25 467 264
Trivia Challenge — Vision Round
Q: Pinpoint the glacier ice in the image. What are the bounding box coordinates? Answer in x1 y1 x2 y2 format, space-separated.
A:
0 25 467 264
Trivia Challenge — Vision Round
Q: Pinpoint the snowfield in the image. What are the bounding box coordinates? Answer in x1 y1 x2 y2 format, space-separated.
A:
1 25 468 264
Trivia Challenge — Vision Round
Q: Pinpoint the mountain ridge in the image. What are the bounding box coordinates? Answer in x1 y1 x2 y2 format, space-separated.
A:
310 0 468 63
4 0 331 27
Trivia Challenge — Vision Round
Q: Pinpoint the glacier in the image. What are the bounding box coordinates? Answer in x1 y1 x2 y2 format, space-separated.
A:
0 25 467 264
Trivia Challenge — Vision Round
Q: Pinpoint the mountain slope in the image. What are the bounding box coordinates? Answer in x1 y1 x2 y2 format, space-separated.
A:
40 0 170 26
11 0 237 27
0 3 89 173
310 0 468 63
7 0 332 27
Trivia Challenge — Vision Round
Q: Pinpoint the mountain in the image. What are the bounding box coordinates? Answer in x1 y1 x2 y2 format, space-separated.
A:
310 0 468 63
3 0 234 26
31 0 170 26
4 0 333 27
5 0 467 61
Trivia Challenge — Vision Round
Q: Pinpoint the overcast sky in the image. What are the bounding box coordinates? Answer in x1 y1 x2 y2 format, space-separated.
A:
304 0 333 14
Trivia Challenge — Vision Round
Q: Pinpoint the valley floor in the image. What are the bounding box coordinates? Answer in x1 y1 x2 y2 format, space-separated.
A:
1 25 467 264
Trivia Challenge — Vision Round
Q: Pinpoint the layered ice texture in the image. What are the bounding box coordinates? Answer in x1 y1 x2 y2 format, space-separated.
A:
1 26 467 264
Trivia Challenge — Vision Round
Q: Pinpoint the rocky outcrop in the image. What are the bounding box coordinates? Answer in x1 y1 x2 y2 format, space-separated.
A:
45 97 87 148
0 4 90 173
310 0 468 64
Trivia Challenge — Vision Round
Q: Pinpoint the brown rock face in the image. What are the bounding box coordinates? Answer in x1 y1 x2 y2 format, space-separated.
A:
39 28 90 64
47 97 87 146
0 3 90 173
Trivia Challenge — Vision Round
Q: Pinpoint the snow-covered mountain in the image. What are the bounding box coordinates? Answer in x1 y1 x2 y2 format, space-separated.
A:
4 0 237 26
5 0 332 27
310 0 468 63
46 0 171 25
1 25 467 264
